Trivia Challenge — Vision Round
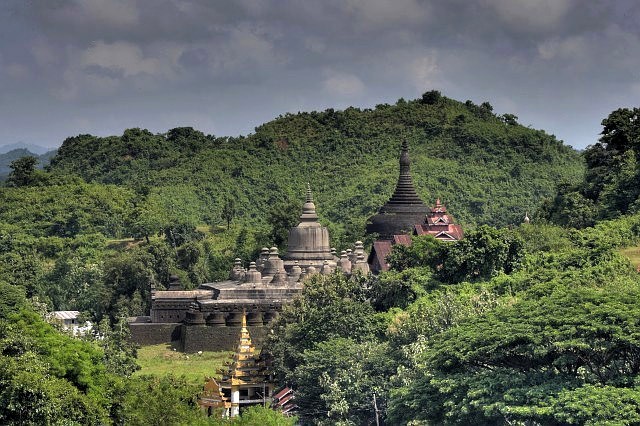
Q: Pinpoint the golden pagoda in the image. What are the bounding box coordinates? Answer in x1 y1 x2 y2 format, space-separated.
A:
199 312 274 418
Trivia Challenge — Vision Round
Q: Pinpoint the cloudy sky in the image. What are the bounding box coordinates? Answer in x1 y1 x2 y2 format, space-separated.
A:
1 0 639 150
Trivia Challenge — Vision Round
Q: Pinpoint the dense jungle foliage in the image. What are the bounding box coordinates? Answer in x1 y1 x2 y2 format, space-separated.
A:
5 93 640 424
265 214 640 425
542 107 640 228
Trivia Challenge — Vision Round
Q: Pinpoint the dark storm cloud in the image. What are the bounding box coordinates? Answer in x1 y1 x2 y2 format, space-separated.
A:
1 0 639 149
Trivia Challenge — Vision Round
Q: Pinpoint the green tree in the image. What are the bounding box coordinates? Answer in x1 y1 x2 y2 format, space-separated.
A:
6 156 41 187
267 200 299 249
222 197 236 230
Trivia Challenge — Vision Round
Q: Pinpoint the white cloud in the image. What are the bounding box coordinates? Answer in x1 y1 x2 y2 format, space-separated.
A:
6 63 30 80
81 41 160 77
323 71 365 97
74 0 139 27
537 36 588 60
342 0 429 29
407 55 439 91
485 0 572 33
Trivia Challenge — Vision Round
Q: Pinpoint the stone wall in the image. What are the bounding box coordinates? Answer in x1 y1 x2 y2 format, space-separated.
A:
129 322 182 345
180 325 269 352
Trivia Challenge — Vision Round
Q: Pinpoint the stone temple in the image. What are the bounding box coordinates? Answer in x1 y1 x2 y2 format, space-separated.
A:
366 139 430 239
129 186 368 351
367 140 463 273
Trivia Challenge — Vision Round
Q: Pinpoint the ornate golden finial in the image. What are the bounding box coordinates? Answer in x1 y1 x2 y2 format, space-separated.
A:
241 308 247 328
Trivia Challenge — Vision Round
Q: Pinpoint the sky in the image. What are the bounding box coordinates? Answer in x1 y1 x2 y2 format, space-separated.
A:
1 0 639 150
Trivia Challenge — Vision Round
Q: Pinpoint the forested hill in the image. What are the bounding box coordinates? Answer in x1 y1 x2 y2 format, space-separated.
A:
0 148 56 180
48 92 583 239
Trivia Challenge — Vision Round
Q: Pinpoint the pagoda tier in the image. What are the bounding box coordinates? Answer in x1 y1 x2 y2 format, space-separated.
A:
366 140 429 239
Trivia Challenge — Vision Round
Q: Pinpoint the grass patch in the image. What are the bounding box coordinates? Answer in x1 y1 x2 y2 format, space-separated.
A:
620 246 640 271
135 342 232 384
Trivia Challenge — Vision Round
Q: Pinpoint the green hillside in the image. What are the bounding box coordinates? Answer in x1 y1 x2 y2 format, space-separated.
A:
48 92 583 242
0 92 584 321
5 94 640 425
0 148 55 180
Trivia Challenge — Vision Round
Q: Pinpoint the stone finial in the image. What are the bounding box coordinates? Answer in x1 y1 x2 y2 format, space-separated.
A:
353 253 370 274
168 274 182 291
256 247 270 271
306 182 313 203
321 260 333 275
339 250 352 274
290 261 302 282
271 269 287 285
230 258 244 280
244 262 262 285
306 265 317 276
298 267 307 282
347 248 355 265
300 185 319 221
331 247 337 257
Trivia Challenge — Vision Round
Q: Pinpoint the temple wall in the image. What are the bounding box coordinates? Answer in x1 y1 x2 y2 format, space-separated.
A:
129 322 182 345
180 325 269 352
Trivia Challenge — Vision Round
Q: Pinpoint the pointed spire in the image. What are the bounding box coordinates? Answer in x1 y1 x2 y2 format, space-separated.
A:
385 140 426 206
306 182 313 203
524 211 530 224
241 309 247 329
300 184 319 222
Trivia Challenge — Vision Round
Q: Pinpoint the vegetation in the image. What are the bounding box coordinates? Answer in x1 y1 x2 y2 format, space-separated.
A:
542 107 640 227
5 93 640 424
264 213 640 424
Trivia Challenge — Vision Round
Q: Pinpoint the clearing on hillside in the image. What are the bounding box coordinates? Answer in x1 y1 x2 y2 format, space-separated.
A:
621 246 640 271
136 343 231 384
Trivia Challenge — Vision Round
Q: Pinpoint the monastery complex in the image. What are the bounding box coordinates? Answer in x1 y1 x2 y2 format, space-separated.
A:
129 140 462 350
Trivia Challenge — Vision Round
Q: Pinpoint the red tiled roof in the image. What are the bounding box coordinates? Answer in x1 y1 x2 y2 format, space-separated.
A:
393 234 412 246
273 387 292 401
371 240 393 272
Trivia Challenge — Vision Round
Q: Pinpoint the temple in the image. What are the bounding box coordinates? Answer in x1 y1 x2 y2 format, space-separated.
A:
199 312 274 418
367 141 463 273
414 198 464 241
366 140 430 239
129 186 368 351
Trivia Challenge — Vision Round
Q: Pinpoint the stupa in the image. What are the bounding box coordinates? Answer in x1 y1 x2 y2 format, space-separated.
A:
283 184 337 271
366 140 429 239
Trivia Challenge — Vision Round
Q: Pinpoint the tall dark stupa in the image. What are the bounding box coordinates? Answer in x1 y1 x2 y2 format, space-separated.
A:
366 140 429 239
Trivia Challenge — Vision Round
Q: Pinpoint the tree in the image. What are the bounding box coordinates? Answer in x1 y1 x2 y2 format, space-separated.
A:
420 90 441 105
599 107 640 154
267 200 299 249
265 273 384 384
388 280 640 424
7 156 41 187
222 197 236 230
387 234 442 271
438 225 524 283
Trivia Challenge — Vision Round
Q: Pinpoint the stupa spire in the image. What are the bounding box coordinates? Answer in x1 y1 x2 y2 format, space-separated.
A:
386 140 426 206
365 140 429 240
299 184 319 222
306 183 313 203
